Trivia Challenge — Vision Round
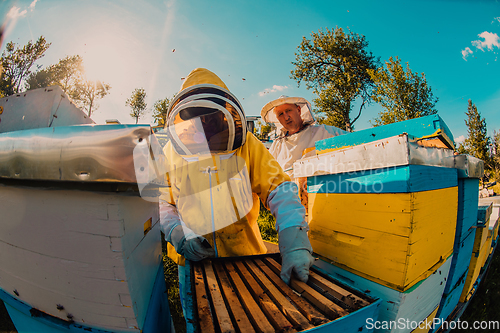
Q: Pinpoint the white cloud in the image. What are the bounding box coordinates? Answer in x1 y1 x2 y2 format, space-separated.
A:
29 0 39 11
3 1 39 43
7 6 27 19
258 85 289 97
462 47 473 61
494 17 500 24
5 1 38 20
455 135 465 143
471 31 500 51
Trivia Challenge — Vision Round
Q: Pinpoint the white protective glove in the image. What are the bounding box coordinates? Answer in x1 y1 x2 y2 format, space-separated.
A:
168 225 215 261
279 226 315 285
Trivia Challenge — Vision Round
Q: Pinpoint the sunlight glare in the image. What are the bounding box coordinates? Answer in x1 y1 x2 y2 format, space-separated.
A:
81 38 128 83
77 23 144 86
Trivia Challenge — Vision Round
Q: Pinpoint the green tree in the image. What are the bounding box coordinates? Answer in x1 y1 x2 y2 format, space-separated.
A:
492 130 500 181
255 120 274 140
463 100 490 168
26 55 84 93
152 95 175 127
71 80 111 117
0 36 51 96
26 55 110 117
456 142 469 155
126 88 147 124
369 56 438 126
314 88 355 130
291 27 379 132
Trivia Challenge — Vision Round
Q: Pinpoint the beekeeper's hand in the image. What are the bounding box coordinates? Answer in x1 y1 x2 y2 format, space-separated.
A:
279 226 315 285
168 225 215 261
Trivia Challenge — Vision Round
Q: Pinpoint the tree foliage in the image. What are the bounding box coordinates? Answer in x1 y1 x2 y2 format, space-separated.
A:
26 55 84 93
71 80 111 117
491 130 500 181
0 36 111 118
369 56 438 126
456 142 468 155
313 87 355 131
254 120 274 140
152 95 174 127
127 88 147 124
291 27 379 132
26 54 111 117
0 36 50 96
463 100 491 167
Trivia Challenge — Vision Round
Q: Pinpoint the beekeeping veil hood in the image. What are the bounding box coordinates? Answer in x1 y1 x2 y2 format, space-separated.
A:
260 95 315 132
166 68 247 155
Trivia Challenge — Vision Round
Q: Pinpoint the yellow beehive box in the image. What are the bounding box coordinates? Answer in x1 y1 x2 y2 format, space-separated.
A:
483 234 494 265
308 187 457 292
472 224 489 253
459 234 492 303
410 306 439 333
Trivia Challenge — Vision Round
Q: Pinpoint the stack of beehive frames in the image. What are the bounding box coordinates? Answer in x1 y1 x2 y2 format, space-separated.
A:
192 255 375 332
299 134 458 292
460 203 494 302
433 155 483 329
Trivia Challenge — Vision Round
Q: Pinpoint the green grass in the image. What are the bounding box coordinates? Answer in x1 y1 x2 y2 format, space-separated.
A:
161 236 186 333
451 249 500 332
491 183 500 196
257 204 278 244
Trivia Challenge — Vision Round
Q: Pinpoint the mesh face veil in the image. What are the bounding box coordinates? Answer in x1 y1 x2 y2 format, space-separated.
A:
166 84 247 155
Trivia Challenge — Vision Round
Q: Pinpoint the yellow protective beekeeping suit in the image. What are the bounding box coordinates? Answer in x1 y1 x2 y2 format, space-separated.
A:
161 68 290 265
162 132 289 265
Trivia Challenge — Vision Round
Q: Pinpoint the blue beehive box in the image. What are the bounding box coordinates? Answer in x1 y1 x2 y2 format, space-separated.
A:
307 164 458 194
432 269 468 332
455 178 480 244
314 255 453 333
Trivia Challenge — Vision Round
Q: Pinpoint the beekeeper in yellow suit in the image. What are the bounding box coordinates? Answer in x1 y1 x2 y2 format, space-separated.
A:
159 68 314 322
261 96 346 180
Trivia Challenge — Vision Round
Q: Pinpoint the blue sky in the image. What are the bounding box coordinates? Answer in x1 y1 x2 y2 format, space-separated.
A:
1 0 499 143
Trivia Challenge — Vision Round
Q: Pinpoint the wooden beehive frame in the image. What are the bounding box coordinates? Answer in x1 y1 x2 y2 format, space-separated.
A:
192 255 374 333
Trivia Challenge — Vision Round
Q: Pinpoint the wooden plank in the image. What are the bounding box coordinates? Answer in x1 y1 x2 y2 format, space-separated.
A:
224 261 275 333
307 271 370 310
203 261 235 333
233 260 295 332
416 137 449 149
264 258 349 319
193 263 216 333
253 259 329 326
245 260 313 330
212 262 255 333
